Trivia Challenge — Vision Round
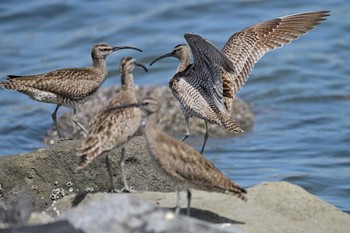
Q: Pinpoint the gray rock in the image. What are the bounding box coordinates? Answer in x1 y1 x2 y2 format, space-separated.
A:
1 132 350 233
43 86 254 144
1 140 350 233
57 193 244 233
0 138 174 212
1 220 84 233
0 198 32 228
50 182 350 233
41 182 350 233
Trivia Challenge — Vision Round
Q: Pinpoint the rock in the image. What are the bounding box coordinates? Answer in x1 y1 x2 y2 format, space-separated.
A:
0 138 174 212
2 220 84 233
0 198 32 228
131 182 350 233
46 182 350 233
19 182 349 233
43 85 255 144
0 141 349 233
56 193 244 233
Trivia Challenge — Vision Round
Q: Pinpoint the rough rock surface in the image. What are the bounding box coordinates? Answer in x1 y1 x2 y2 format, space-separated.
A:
43 85 254 144
37 182 350 233
132 183 350 233
1 140 349 233
0 138 174 212
57 194 244 233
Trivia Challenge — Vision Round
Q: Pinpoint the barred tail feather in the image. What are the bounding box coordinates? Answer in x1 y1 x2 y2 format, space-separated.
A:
223 96 233 114
228 189 248 202
225 179 247 201
213 178 247 201
76 137 101 171
220 114 243 133
0 82 22 90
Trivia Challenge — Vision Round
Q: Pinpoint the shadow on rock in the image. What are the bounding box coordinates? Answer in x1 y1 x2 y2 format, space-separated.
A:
71 192 89 208
5 220 83 233
170 207 245 225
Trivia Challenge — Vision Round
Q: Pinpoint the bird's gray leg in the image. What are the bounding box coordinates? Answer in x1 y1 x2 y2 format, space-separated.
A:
120 144 134 193
52 105 64 140
187 189 192 216
200 120 209 154
106 154 121 193
181 116 190 142
72 107 88 136
175 186 181 216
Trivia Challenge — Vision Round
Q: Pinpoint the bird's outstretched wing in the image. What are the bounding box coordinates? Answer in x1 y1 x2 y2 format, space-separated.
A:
222 11 330 98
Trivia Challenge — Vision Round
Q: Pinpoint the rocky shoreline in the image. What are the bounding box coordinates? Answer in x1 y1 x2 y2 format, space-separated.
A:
0 138 349 233
0 86 349 232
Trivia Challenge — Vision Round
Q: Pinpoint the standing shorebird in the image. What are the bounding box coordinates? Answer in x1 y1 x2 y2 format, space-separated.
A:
0 43 142 140
111 97 247 216
76 57 147 192
150 11 330 154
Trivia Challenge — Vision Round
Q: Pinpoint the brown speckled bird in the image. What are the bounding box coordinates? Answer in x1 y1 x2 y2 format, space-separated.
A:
0 43 142 140
76 57 147 192
111 97 247 216
150 11 330 154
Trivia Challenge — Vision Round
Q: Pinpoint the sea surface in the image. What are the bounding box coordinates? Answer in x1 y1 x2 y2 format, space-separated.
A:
0 0 349 213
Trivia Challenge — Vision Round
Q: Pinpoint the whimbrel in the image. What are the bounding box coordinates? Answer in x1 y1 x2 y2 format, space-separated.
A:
76 57 147 192
150 11 330 154
110 97 247 216
0 43 142 140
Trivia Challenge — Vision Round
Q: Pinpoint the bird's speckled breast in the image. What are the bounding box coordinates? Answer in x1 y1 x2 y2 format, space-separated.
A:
169 75 221 124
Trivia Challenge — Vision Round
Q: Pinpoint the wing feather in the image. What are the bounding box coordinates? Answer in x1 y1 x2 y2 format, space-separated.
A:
184 33 235 112
222 11 330 98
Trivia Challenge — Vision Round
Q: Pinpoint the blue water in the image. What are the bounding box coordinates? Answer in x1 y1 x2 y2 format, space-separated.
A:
0 0 349 213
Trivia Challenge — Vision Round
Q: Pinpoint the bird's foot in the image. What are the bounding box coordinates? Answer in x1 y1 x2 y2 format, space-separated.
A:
58 137 73 142
120 186 136 193
110 188 123 193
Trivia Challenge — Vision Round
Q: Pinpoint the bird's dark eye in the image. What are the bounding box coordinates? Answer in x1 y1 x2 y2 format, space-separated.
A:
102 48 109 52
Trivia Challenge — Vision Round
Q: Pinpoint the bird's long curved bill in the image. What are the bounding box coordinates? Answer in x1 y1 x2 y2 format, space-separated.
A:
149 52 173 66
135 62 148 72
113 46 143 52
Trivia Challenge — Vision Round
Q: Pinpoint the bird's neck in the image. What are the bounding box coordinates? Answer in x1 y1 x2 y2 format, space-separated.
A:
144 113 161 140
177 55 191 73
92 56 108 77
121 72 134 90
